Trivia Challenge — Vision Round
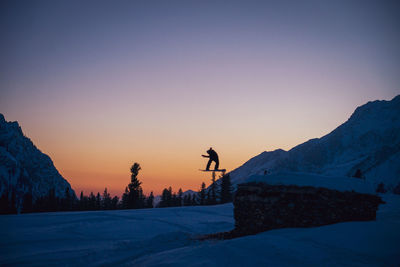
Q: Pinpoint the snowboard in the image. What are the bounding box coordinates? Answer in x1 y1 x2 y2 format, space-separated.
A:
199 169 226 172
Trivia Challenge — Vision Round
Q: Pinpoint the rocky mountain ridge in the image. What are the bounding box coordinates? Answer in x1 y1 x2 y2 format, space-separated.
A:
0 114 75 210
229 95 400 192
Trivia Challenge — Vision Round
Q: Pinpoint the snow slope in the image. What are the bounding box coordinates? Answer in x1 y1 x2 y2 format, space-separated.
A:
229 95 400 191
0 114 75 206
1 195 399 266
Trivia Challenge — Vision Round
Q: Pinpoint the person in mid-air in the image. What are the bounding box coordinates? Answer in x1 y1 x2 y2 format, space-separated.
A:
202 147 219 170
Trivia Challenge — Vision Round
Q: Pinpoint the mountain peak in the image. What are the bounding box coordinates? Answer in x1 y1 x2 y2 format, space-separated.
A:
229 96 400 192
0 114 76 211
348 95 400 124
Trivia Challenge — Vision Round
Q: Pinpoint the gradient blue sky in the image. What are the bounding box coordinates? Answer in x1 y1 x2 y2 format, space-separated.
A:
1 0 399 195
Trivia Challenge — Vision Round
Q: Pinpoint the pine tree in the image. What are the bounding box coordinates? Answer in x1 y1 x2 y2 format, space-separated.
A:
88 192 96 210
220 174 233 203
63 187 73 211
126 162 144 209
183 195 189 206
95 192 101 210
172 193 177 206
191 193 198 205
177 188 183 206
79 191 85 210
102 188 112 210
122 187 129 209
111 196 120 209
138 187 145 209
146 192 154 208
168 187 173 205
79 191 90 211
207 174 217 205
199 182 206 205
160 188 171 207
48 188 57 212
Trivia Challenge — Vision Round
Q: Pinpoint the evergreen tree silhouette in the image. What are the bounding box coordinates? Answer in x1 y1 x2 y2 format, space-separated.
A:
63 187 73 211
102 188 112 210
183 194 189 206
160 188 171 207
122 187 129 209
48 188 57 212
191 194 197 205
138 187 145 209
80 191 90 211
88 192 96 210
146 192 154 208
168 187 173 205
199 182 206 205
95 192 101 210
79 191 84 210
177 188 183 206
111 196 120 209
126 162 144 209
172 192 177 206
220 174 233 203
207 174 217 205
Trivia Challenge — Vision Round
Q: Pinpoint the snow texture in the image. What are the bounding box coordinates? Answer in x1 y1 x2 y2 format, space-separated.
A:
1 194 399 266
0 114 75 206
229 95 400 192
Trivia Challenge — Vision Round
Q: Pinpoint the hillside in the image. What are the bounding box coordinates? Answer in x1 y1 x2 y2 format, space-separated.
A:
0 114 75 210
1 195 399 266
229 95 400 192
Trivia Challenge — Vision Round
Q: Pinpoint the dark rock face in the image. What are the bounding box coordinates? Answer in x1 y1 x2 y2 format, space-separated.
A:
0 114 76 210
233 182 383 236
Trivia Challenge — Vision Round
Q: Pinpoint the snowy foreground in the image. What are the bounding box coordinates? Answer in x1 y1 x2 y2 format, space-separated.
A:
1 195 400 266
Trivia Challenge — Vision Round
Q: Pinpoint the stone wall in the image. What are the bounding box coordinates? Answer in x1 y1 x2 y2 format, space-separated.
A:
232 182 383 236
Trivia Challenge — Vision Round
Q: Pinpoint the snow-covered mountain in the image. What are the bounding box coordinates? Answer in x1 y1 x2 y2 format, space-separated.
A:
0 114 75 207
229 95 400 192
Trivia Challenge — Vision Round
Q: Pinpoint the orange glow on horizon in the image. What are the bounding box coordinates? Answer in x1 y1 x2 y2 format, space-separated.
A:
2 1 398 198
45 128 328 197
56 147 268 197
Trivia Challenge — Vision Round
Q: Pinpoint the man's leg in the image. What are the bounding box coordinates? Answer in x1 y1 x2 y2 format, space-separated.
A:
206 159 212 170
214 159 219 170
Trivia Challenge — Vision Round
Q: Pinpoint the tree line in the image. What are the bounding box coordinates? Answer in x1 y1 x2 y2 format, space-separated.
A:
158 171 232 207
0 162 233 214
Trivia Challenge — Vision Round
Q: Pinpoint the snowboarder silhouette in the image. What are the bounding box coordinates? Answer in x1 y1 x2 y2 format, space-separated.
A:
202 147 219 171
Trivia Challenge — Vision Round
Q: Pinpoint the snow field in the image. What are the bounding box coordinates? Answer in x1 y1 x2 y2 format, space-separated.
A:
1 195 399 266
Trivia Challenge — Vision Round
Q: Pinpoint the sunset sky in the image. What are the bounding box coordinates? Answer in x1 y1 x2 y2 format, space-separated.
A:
1 0 399 196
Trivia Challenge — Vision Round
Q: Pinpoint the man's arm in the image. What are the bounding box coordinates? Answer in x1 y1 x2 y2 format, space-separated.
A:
202 155 209 158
